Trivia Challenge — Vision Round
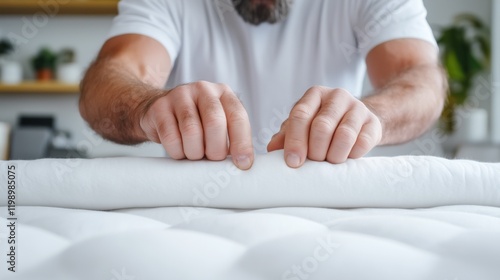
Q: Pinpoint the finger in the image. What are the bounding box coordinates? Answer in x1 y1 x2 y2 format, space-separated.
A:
267 120 287 152
326 108 366 164
140 98 186 160
307 96 349 161
220 91 254 170
198 93 228 161
284 88 322 168
349 120 381 159
174 97 205 160
155 111 185 160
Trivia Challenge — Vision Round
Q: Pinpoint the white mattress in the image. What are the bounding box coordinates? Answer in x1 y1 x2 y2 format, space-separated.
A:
1 151 500 279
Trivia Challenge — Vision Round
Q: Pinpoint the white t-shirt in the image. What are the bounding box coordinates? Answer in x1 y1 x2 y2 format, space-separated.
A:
108 0 437 153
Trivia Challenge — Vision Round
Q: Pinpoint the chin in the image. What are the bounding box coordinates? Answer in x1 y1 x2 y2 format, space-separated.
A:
233 0 293 25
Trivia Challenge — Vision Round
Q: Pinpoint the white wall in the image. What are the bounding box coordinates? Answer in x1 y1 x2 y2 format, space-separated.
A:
424 0 491 26
0 0 495 158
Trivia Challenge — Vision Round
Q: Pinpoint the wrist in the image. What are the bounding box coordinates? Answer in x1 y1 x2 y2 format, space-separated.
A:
362 99 386 146
136 89 171 142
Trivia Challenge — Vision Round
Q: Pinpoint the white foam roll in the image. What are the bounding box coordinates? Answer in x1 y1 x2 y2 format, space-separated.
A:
0 122 11 160
1 151 499 210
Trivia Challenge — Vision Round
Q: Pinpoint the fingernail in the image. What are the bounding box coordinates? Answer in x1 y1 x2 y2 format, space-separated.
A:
286 153 301 168
236 155 252 170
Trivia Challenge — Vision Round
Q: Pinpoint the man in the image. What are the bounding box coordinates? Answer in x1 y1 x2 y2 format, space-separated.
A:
79 0 446 170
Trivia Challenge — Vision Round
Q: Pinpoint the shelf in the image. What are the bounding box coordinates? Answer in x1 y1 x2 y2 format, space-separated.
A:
0 81 80 94
0 0 119 15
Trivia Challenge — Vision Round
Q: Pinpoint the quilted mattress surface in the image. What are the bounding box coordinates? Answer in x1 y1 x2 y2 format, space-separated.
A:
0 151 499 279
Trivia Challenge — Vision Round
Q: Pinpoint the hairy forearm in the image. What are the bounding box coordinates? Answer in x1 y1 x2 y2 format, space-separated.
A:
362 64 448 145
79 59 164 145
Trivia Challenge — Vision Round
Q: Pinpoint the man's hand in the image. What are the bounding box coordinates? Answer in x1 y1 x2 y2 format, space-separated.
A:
267 86 382 168
80 35 255 170
140 81 254 170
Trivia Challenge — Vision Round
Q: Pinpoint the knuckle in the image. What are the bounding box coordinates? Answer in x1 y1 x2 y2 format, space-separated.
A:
162 136 181 147
354 133 374 152
187 81 212 97
191 81 216 98
169 153 186 160
203 114 226 130
155 121 169 137
187 152 205 161
178 108 202 137
285 135 306 149
333 88 350 97
193 80 211 89
232 142 253 155
327 154 347 164
157 123 180 146
308 85 324 93
341 117 359 130
179 107 197 122
335 125 358 144
290 104 313 121
307 148 326 161
322 106 343 121
170 84 190 97
353 102 369 115
202 101 226 129
217 83 233 93
227 109 249 124
206 150 228 161
311 116 336 132
181 122 202 137
224 94 243 108
198 92 219 106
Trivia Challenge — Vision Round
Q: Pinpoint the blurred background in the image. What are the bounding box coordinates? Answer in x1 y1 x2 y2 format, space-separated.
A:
0 0 499 161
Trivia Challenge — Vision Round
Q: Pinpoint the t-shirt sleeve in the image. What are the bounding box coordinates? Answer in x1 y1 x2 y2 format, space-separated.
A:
353 0 437 58
107 0 183 61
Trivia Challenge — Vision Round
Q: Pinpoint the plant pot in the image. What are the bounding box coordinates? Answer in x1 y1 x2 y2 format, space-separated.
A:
455 108 488 143
0 60 23 84
57 62 82 84
36 68 53 81
441 107 489 156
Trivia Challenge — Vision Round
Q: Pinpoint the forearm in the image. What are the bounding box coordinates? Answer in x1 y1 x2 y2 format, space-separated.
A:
362 64 447 145
79 58 165 144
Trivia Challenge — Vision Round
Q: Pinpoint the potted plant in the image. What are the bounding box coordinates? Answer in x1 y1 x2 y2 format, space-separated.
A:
56 48 82 84
0 39 14 59
32 47 57 81
0 38 23 84
437 14 491 134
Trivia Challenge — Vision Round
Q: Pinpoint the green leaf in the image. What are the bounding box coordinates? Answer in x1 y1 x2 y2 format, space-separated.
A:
444 51 465 81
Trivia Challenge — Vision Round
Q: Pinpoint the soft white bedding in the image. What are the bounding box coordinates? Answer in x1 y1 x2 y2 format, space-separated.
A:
1 151 499 280
3 151 500 209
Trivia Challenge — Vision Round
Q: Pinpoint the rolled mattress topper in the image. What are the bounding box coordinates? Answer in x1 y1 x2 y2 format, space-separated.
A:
1 151 499 210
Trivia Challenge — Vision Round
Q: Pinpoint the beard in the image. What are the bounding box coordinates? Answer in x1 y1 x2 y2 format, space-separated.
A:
232 0 293 25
